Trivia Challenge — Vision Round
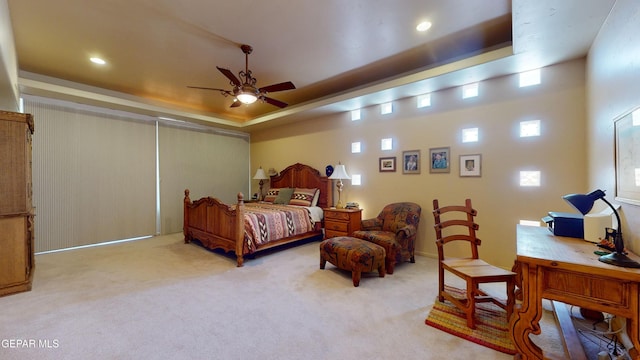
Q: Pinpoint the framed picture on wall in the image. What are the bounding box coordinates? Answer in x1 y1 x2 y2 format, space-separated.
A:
429 147 450 173
402 150 420 174
615 107 640 205
379 157 396 172
460 154 481 177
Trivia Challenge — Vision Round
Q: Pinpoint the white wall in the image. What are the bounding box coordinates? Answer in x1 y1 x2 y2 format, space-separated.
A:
0 0 20 111
587 0 640 254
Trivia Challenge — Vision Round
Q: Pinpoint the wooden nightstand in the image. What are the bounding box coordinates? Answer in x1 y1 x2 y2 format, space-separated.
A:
323 208 362 239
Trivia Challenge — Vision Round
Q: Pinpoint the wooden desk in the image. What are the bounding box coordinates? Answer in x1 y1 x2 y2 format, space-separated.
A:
510 225 640 359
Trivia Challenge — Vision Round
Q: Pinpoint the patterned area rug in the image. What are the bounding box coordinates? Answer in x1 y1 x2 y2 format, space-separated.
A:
425 287 515 355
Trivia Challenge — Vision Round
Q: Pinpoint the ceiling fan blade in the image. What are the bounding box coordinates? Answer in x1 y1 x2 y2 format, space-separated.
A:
230 100 241 108
187 86 228 92
259 81 296 93
216 66 241 87
263 96 288 108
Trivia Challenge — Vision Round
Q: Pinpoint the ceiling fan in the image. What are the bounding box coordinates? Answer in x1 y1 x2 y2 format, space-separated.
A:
188 44 296 108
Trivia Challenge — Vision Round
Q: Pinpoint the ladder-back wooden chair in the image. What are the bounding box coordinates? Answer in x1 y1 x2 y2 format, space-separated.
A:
432 198 516 329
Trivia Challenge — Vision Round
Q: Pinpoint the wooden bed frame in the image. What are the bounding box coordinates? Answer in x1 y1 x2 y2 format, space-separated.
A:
183 163 333 267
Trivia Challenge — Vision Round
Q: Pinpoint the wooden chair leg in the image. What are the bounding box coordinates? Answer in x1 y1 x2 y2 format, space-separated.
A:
438 269 445 302
466 280 477 329
352 270 361 287
467 309 476 329
506 278 515 320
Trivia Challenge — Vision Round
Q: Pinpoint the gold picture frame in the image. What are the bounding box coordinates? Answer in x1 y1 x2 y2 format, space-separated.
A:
429 147 450 173
402 150 420 174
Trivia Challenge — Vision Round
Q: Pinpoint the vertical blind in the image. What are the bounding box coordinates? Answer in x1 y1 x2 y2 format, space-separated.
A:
24 96 250 252
26 97 156 252
158 124 250 234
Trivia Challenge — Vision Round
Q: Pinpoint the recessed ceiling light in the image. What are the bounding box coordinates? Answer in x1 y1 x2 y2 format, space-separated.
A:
90 57 106 65
416 21 432 32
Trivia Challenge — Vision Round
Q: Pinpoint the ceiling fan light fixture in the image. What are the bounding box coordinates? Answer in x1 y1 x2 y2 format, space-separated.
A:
236 84 259 104
237 91 258 104
188 44 293 108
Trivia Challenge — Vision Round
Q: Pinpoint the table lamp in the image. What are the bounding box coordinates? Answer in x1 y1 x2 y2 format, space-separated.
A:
328 162 350 209
563 189 640 268
253 167 268 201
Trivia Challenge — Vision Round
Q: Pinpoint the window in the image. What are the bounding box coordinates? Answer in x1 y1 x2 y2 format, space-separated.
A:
380 102 393 115
520 171 541 186
520 120 541 137
381 138 393 151
351 142 361 153
462 128 478 143
519 69 541 87
633 108 640 126
462 83 478 99
351 174 361 186
351 109 361 121
519 220 541 226
417 94 431 108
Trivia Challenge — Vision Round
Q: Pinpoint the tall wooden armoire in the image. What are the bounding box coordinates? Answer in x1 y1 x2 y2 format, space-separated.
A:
0 110 35 297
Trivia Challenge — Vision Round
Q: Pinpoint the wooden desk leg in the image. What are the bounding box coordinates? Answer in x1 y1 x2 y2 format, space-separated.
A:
509 262 544 359
629 283 640 360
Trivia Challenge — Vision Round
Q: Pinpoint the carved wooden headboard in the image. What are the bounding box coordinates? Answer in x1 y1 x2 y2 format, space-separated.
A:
270 163 333 209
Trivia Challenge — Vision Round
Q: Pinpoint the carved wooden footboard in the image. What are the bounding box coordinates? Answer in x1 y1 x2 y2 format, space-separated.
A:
183 190 247 266
183 163 332 267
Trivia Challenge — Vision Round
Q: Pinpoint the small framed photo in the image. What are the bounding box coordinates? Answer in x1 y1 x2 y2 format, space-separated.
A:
402 150 420 174
460 154 481 177
379 157 396 172
429 147 450 173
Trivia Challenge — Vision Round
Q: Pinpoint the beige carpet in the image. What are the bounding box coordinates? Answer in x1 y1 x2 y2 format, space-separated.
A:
0 233 565 360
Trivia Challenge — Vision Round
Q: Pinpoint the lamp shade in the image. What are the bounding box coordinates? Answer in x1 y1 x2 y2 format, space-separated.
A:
562 189 606 215
329 163 350 180
253 167 268 180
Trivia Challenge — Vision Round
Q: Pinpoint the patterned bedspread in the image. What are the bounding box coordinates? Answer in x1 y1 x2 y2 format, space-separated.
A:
242 203 314 253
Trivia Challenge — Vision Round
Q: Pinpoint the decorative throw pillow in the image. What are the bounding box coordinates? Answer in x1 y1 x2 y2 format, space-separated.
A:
274 188 294 204
289 188 317 207
311 188 320 207
263 188 280 203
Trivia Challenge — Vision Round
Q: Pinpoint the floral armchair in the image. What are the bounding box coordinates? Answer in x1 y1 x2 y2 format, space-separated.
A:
351 202 421 274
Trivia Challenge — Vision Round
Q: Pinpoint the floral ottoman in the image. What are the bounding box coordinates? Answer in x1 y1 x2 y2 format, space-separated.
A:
319 236 386 287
